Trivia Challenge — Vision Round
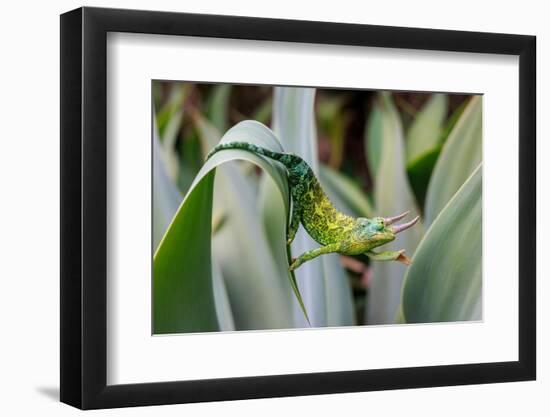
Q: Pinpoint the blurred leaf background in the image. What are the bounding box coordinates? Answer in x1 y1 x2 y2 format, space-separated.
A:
152 81 482 333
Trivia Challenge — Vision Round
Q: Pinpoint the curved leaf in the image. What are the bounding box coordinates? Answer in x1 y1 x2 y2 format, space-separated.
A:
401 165 482 322
366 92 424 325
153 126 182 250
194 117 305 328
406 145 441 208
212 260 235 331
270 87 355 327
158 84 186 181
154 172 218 333
207 84 232 133
365 102 384 177
323 254 355 326
154 121 302 333
424 96 482 224
406 93 448 165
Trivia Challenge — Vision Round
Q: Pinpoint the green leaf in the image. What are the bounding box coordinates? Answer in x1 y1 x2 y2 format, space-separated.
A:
154 171 219 333
253 98 273 125
270 86 355 327
323 254 355 326
258 178 311 325
406 145 441 209
317 94 349 169
319 164 374 218
211 164 300 329
365 102 384 177
439 97 469 143
424 96 482 225
273 87 319 171
157 84 186 181
198 119 306 329
177 131 203 194
154 120 304 333
406 94 448 165
206 84 232 133
366 92 424 325
156 84 185 135
152 123 182 250
405 94 448 207
401 165 482 322
212 260 235 331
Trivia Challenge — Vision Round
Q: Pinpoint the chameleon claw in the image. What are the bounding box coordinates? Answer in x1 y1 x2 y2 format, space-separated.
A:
396 251 412 265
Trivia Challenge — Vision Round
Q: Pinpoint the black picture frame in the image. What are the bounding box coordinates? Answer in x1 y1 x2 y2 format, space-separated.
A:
60 6 536 410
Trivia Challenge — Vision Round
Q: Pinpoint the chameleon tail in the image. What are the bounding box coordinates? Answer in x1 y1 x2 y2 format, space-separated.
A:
206 141 298 168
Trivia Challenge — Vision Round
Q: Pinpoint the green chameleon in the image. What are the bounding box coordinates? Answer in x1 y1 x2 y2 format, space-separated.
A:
207 142 419 271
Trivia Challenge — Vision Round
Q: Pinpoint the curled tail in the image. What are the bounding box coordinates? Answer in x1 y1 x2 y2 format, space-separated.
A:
206 141 299 168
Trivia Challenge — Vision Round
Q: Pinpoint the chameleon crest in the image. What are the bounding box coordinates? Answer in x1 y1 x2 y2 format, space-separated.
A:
207 142 419 271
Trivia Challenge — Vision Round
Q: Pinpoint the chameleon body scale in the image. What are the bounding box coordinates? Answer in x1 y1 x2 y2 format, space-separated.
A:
206 142 419 270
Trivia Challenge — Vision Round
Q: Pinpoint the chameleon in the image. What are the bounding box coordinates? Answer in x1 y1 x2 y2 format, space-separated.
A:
206 142 419 271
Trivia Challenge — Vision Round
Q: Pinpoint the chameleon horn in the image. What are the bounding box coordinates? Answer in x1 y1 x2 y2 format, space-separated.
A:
392 216 420 234
384 210 410 225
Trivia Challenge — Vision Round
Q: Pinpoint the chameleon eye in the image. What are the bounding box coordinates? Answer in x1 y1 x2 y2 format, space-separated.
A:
372 218 385 231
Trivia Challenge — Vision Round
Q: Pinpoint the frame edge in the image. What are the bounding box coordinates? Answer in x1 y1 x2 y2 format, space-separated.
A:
60 7 84 409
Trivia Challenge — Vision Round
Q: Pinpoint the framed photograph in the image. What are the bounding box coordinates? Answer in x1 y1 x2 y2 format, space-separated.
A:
60 6 536 409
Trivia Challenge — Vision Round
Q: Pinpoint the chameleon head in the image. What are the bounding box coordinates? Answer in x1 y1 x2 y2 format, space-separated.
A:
356 211 420 251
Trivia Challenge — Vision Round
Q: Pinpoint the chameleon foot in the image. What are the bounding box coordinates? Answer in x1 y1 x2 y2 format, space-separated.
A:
396 252 412 265
289 257 301 271
366 249 412 265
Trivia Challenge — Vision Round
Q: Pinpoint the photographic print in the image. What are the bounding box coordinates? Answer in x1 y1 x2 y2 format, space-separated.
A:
152 82 482 334
60 9 535 407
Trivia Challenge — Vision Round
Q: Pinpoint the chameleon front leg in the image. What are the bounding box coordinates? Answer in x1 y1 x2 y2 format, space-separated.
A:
286 206 301 245
366 249 411 265
289 242 342 271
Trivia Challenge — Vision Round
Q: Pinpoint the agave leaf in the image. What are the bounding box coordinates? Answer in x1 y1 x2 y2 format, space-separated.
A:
317 94 349 169
273 87 319 171
366 92 424 325
271 87 325 327
319 164 374 218
405 94 448 206
152 124 182 250
194 113 221 152
406 145 441 209
401 165 482 322
177 130 203 194
212 260 235 331
323 254 356 326
196 119 306 329
258 176 311 325
154 115 236 331
156 84 185 135
211 164 298 329
424 96 482 225
253 98 273 125
154 171 219 333
270 86 355 327
158 84 186 181
439 97 469 143
406 93 448 165
206 84 232 133
365 102 384 177
154 121 305 333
